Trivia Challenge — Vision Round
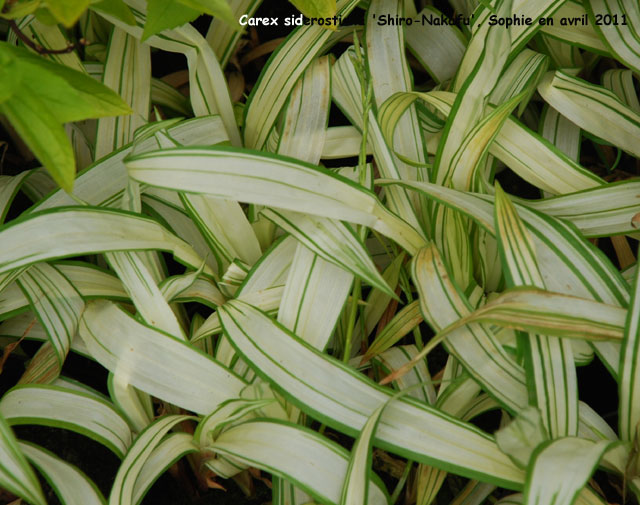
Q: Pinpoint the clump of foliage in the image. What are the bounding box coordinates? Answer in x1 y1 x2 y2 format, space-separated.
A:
0 0 639 504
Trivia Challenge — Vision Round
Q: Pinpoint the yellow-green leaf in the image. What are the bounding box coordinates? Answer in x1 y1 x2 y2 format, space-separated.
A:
43 0 90 27
142 0 201 41
288 0 336 21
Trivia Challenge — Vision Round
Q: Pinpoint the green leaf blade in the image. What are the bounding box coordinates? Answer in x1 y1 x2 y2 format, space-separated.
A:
524 438 609 505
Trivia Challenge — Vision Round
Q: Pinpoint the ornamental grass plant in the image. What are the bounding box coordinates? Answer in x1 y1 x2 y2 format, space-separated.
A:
0 0 639 504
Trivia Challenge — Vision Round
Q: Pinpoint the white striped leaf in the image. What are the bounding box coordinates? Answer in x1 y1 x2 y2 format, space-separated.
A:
212 236 296 371
540 106 581 163
95 26 151 160
196 397 280 448
262 208 393 297
540 0 609 55
460 395 501 424
431 5 524 228
141 191 220 276
322 126 368 160
0 207 213 277
375 346 436 405
487 116 600 195
276 55 330 165
538 35 584 69
436 362 481 412
211 419 389 505
105 251 185 339
0 269 29 319
520 180 640 237
0 172 31 224
181 193 262 272
108 415 191 505
405 7 466 84
623 264 637 285
33 116 229 212
19 342 62 384
108 372 153 434
538 71 640 158
192 286 282 342
490 49 549 114
278 243 353 351
380 179 629 310
494 184 578 438
471 0 565 55
243 0 359 149
340 401 387 505
619 244 640 441
16 262 84 365
19 441 106 505
206 0 261 67
100 0 241 146
601 69 640 113
367 0 428 184
351 252 405 353
158 266 203 304
0 314 63 353
450 0 510 92
0 262 127 321
273 73 360 390
436 287 625 342
0 385 133 457
125 147 426 254
218 299 525 488
132 432 198 504
411 245 528 413
585 0 640 74
52 376 107 400
362 301 423 363
379 90 603 194
141 128 258 276
0 413 46 505
523 438 610 505
273 479 314 505
261 48 332 375
196 393 287 478
219 260 250 297
578 402 626 475
441 92 526 191
150 78 192 115
495 407 548 469
331 47 425 234
57 263 128 299
161 269 225 308
79 300 245 414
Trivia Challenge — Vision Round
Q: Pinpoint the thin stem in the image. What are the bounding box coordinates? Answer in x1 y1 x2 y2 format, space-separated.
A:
389 460 413 504
398 266 424 349
342 278 362 363
342 31 373 364
9 20 86 55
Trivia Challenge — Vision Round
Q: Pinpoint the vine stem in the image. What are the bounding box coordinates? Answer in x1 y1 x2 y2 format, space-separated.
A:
8 19 87 55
